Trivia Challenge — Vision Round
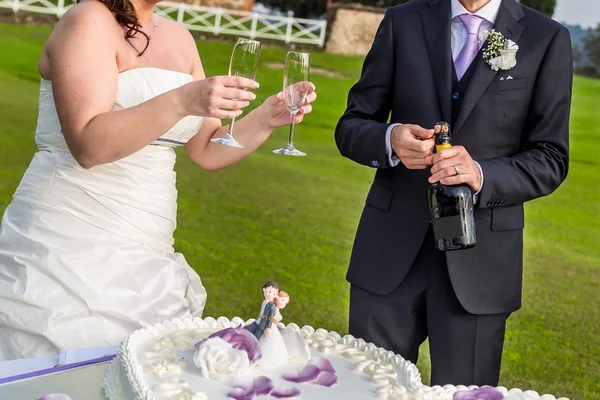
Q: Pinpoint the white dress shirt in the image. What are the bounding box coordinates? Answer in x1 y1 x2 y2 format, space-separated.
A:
384 0 503 201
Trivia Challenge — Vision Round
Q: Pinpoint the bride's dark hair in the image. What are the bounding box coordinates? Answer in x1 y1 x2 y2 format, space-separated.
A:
76 0 150 56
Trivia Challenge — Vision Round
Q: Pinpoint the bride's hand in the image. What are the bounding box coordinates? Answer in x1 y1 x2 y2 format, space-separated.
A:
179 76 260 119
260 82 317 129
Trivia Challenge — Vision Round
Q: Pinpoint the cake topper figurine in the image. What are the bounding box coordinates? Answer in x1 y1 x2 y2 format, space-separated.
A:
256 290 291 368
244 280 279 340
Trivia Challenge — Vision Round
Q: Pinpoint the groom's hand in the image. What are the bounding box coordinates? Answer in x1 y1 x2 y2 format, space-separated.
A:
390 124 435 169
426 146 482 192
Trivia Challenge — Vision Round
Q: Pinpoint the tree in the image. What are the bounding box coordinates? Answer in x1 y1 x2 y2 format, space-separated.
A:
258 0 328 18
579 25 600 78
519 0 556 18
259 0 557 20
259 0 411 19
341 0 411 7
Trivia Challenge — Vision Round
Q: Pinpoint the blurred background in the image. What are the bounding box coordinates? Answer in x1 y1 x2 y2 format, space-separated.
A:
0 0 598 399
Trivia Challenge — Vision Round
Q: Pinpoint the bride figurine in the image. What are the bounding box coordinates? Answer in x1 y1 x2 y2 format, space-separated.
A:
256 291 290 368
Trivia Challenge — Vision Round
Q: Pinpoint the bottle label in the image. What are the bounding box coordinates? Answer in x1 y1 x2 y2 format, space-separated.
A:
431 215 465 239
435 143 452 152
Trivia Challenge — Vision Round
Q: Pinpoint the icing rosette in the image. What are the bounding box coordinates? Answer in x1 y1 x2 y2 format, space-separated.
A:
195 325 261 364
38 395 74 400
193 337 252 380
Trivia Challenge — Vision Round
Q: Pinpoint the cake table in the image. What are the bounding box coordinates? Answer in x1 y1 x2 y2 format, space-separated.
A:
0 361 110 400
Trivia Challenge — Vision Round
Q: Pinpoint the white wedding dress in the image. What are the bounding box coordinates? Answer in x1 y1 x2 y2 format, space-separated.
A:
0 68 208 361
257 309 289 368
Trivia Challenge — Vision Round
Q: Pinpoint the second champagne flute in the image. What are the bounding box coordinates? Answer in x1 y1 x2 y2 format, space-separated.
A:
211 38 261 148
273 51 311 156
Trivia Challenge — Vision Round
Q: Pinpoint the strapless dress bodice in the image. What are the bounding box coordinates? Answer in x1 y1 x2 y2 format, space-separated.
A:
36 67 203 152
14 68 205 253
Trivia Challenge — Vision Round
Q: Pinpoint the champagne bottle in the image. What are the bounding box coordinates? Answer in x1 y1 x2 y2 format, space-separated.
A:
428 122 476 251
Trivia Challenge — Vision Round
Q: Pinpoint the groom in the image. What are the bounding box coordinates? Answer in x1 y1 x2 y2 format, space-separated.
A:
335 0 572 386
244 280 278 340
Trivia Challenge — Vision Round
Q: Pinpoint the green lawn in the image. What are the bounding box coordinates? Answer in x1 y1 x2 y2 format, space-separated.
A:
1 22 599 400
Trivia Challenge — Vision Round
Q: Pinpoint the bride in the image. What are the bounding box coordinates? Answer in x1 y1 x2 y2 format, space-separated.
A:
0 0 316 360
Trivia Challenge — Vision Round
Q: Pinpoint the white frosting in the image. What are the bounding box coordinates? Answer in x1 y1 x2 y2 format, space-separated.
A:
101 316 569 400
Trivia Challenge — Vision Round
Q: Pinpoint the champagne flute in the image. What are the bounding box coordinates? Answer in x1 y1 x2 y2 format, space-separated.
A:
273 51 311 156
211 38 261 148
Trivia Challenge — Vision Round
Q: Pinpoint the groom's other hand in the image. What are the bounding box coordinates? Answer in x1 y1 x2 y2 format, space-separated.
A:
390 124 435 169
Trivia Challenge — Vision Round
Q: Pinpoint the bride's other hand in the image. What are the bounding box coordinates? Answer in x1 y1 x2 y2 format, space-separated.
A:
179 76 259 120
259 81 317 129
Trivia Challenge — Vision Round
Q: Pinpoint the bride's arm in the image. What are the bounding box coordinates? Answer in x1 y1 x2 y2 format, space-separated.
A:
183 98 277 173
183 36 316 172
46 2 256 169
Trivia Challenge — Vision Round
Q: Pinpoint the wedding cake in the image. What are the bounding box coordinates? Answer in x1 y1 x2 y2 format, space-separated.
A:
101 281 569 400
101 316 422 400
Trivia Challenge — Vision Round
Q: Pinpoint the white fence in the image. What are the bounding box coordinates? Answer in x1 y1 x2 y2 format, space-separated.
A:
0 0 327 47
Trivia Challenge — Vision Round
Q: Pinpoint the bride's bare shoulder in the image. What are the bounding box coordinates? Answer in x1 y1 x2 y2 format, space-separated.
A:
60 1 119 26
49 0 121 44
39 0 121 77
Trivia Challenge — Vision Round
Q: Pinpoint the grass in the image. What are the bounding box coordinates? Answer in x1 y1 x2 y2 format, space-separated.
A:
0 22 599 400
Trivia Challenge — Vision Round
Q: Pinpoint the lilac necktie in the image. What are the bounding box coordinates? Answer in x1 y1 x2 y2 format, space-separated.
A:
455 14 485 80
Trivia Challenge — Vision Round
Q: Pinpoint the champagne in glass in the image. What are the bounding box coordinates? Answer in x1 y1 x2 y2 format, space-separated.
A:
211 38 261 148
273 51 311 156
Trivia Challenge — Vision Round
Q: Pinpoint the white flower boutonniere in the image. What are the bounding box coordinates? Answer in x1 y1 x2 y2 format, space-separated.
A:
479 29 519 71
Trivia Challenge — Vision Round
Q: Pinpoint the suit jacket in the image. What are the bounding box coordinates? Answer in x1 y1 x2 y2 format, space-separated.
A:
334 0 572 314
255 301 276 331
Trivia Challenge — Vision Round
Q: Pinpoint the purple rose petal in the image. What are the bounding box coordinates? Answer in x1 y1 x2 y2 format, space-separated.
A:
453 387 504 400
196 326 262 364
253 376 274 395
307 356 336 374
38 395 73 400
314 371 338 387
227 386 256 400
282 364 321 383
271 387 302 398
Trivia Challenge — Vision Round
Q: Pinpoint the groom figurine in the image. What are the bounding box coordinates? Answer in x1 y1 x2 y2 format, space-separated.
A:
244 280 278 340
335 0 571 387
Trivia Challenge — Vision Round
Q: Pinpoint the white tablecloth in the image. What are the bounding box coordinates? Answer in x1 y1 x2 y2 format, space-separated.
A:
0 362 108 400
0 347 118 400
0 346 118 380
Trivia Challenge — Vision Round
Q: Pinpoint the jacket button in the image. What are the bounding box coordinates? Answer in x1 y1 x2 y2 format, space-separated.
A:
370 160 382 168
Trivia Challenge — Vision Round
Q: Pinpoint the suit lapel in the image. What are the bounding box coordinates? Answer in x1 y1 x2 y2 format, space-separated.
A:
421 0 452 124
453 0 525 134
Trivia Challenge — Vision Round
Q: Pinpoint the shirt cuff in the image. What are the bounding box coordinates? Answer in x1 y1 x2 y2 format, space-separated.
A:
385 123 401 167
473 160 484 204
